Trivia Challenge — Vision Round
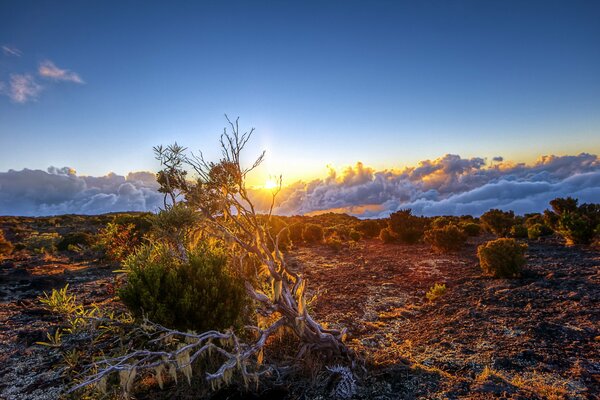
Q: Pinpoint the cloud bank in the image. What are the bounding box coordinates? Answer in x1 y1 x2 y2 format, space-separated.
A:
0 153 598 217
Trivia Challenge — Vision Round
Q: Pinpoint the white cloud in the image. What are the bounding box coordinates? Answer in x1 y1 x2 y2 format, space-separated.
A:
1 74 43 103
38 60 84 84
2 45 22 57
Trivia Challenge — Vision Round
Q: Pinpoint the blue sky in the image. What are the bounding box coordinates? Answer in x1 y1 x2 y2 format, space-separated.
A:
1 0 599 186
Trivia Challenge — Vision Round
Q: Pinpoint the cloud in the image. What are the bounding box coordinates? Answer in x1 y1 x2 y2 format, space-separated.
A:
2 45 22 57
0 153 598 217
38 60 84 84
0 168 163 216
1 74 43 103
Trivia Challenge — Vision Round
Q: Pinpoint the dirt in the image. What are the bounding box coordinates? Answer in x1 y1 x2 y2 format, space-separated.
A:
1 233 599 399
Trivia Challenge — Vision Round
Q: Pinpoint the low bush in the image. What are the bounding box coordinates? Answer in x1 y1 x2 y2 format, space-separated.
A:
388 209 427 244
477 238 527 278
379 227 397 243
97 222 141 262
431 216 459 229
510 224 528 239
0 231 13 259
324 236 343 252
480 209 515 237
57 232 94 252
302 223 324 244
356 219 382 238
527 223 546 240
460 222 481 236
544 197 600 245
424 225 467 253
119 241 247 332
349 229 362 242
24 232 60 254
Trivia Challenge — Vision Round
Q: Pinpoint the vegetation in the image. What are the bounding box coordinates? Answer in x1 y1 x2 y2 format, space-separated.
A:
356 219 382 238
544 197 600 245
379 227 397 243
424 225 467 253
426 283 447 302
388 209 427 244
480 209 515 237
24 232 60 254
459 221 481 236
477 238 527 278
302 223 324 244
0 230 13 259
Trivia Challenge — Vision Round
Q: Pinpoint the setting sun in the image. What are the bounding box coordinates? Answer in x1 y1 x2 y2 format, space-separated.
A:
264 177 279 190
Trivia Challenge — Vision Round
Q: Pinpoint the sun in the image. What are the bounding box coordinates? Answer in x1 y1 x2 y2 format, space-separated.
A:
264 178 278 190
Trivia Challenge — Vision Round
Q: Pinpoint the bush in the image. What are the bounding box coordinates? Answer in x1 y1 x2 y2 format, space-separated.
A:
426 283 447 302
349 229 361 242
431 216 459 229
388 209 427 244
97 222 141 262
544 197 600 245
0 231 13 259
119 242 247 332
460 222 481 236
57 232 94 252
477 238 527 278
379 227 397 244
24 232 60 254
510 224 528 239
527 223 544 240
288 222 304 245
325 236 343 252
424 225 467 253
356 219 382 238
302 223 324 244
480 209 515 237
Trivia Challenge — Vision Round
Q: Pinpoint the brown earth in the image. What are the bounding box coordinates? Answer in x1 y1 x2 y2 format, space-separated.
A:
1 233 599 399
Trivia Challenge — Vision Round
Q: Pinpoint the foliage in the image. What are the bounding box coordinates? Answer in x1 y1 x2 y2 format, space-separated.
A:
302 223 324 244
424 225 467 253
325 236 344 252
477 238 527 278
431 216 459 229
460 221 481 236
426 283 447 302
388 209 427 244
349 229 361 242
379 227 397 244
544 197 600 245
0 230 13 259
509 224 528 239
24 232 60 254
356 219 381 238
119 241 247 332
57 232 94 252
97 222 141 262
480 209 516 237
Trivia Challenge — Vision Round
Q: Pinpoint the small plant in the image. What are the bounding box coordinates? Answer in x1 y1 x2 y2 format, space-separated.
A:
388 209 427 244
0 231 13 260
349 229 361 241
510 224 528 239
39 284 78 314
302 223 324 244
424 225 467 253
480 209 515 237
325 236 344 252
477 238 527 278
57 232 94 252
460 221 481 236
24 232 60 254
379 227 396 243
97 222 141 262
426 283 447 302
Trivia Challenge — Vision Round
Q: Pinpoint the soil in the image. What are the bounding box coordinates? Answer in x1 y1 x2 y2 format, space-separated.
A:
1 228 599 399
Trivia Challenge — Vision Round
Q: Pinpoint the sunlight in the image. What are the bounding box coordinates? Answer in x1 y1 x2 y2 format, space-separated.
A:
264 178 278 189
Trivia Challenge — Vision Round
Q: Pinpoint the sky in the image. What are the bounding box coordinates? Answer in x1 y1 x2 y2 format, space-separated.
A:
0 1 599 216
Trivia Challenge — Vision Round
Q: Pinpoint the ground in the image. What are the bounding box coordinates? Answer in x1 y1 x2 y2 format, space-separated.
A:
1 232 599 399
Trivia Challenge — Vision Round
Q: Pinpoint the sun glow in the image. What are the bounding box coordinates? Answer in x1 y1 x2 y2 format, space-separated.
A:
264 178 279 190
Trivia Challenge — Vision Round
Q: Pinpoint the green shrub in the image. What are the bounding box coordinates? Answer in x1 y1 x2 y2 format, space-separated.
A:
379 227 397 243
477 238 527 278
0 231 13 259
431 216 459 229
356 219 382 238
544 197 600 245
119 242 247 332
288 222 304 245
24 232 60 254
527 223 545 240
424 225 467 253
349 229 361 241
426 283 447 302
325 236 343 252
460 222 481 236
57 232 94 252
388 209 427 244
97 222 140 262
480 209 515 237
302 223 324 244
509 224 528 239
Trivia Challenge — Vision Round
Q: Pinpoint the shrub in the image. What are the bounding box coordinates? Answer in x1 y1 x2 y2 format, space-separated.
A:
388 209 427 244
379 227 397 244
544 197 600 245
356 219 382 238
431 216 459 229
424 225 467 253
119 242 247 332
57 232 94 252
302 223 324 244
510 224 528 239
527 223 544 240
480 209 515 237
24 232 60 254
460 222 481 237
426 283 447 302
349 229 362 242
97 222 141 262
288 222 304 245
477 238 527 278
0 231 13 259
325 236 343 252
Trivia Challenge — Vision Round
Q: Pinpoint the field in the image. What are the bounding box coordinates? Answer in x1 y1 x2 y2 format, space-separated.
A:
0 214 598 399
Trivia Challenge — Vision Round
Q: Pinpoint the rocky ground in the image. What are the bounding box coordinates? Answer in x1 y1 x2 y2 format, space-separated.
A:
0 231 599 399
